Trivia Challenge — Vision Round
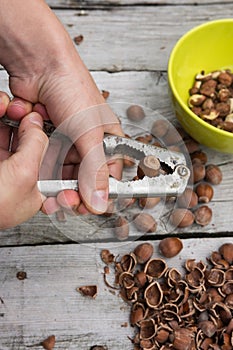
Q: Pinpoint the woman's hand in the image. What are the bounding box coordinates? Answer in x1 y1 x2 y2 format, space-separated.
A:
0 93 48 229
0 0 124 215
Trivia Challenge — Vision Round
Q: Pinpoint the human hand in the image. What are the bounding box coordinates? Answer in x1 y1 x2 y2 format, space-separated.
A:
0 0 124 215
0 92 48 229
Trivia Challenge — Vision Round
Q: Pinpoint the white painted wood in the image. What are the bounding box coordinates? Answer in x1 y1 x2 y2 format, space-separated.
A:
0 238 231 349
0 70 232 245
47 0 233 8
49 4 233 71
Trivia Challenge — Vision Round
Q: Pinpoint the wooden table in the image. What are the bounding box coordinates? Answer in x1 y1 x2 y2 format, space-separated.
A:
1 1 233 349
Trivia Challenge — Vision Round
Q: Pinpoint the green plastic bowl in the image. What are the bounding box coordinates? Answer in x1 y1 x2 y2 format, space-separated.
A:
168 19 233 153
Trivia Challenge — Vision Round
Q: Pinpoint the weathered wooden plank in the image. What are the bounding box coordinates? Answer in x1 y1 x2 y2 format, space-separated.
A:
48 5 233 71
0 237 231 349
0 70 232 245
47 0 233 9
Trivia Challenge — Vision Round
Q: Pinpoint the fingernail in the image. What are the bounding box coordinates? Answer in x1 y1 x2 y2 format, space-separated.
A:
91 190 108 213
29 114 43 128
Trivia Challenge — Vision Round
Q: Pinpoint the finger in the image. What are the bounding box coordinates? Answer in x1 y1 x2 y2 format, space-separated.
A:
63 145 81 164
107 156 123 180
0 92 10 116
7 97 33 120
57 189 81 210
16 112 49 173
40 136 62 180
41 197 60 215
77 127 109 214
33 103 50 120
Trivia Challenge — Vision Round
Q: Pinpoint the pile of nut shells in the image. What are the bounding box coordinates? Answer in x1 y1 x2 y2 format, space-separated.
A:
188 69 233 132
101 241 233 350
107 105 223 239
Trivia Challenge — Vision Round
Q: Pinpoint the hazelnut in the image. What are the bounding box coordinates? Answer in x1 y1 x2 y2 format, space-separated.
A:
133 213 157 233
114 216 129 240
191 150 208 164
205 164 222 185
219 243 233 264
192 162 206 183
138 197 161 209
184 138 200 154
177 188 198 209
126 105 145 122
195 182 214 203
194 205 212 226
137 155 160 178
159 237 183 258
215 102 230 117
218 72 233 87
200 79 217 97
202 97 215 110
151 119 170 138
188 94 206 107
134 243 154 264
169 208 194 228
218 88 230 102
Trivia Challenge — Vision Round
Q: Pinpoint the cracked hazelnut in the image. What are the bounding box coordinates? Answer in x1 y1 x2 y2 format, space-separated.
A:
205 164 222 185
77 285 97 298
134 243 154 264
188 94 206 107
137 155 160 178
159 237 183 258
195 182 214 203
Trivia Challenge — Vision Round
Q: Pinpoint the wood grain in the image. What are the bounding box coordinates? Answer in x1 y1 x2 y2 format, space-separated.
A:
0 238 231 349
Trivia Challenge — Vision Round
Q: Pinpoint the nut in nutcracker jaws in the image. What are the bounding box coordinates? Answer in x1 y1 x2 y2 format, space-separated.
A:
38 135 190 198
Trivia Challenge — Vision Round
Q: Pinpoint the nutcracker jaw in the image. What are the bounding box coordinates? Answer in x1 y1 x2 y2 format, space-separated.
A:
38 135 190 198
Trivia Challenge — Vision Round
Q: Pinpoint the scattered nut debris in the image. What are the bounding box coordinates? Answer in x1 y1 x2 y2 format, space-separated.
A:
77 285 97 298
73 34 84 45
100 249 115 265
90 346 108 350
101 90 110 99
102 242 233 349
188 69 233 132
16 271 27 280
41 335 56 350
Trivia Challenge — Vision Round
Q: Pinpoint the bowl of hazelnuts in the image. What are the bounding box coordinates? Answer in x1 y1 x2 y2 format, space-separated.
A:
168 19 233 153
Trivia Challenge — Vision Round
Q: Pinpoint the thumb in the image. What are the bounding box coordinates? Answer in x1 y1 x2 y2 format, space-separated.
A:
16 112 49 174
77 127 109 214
